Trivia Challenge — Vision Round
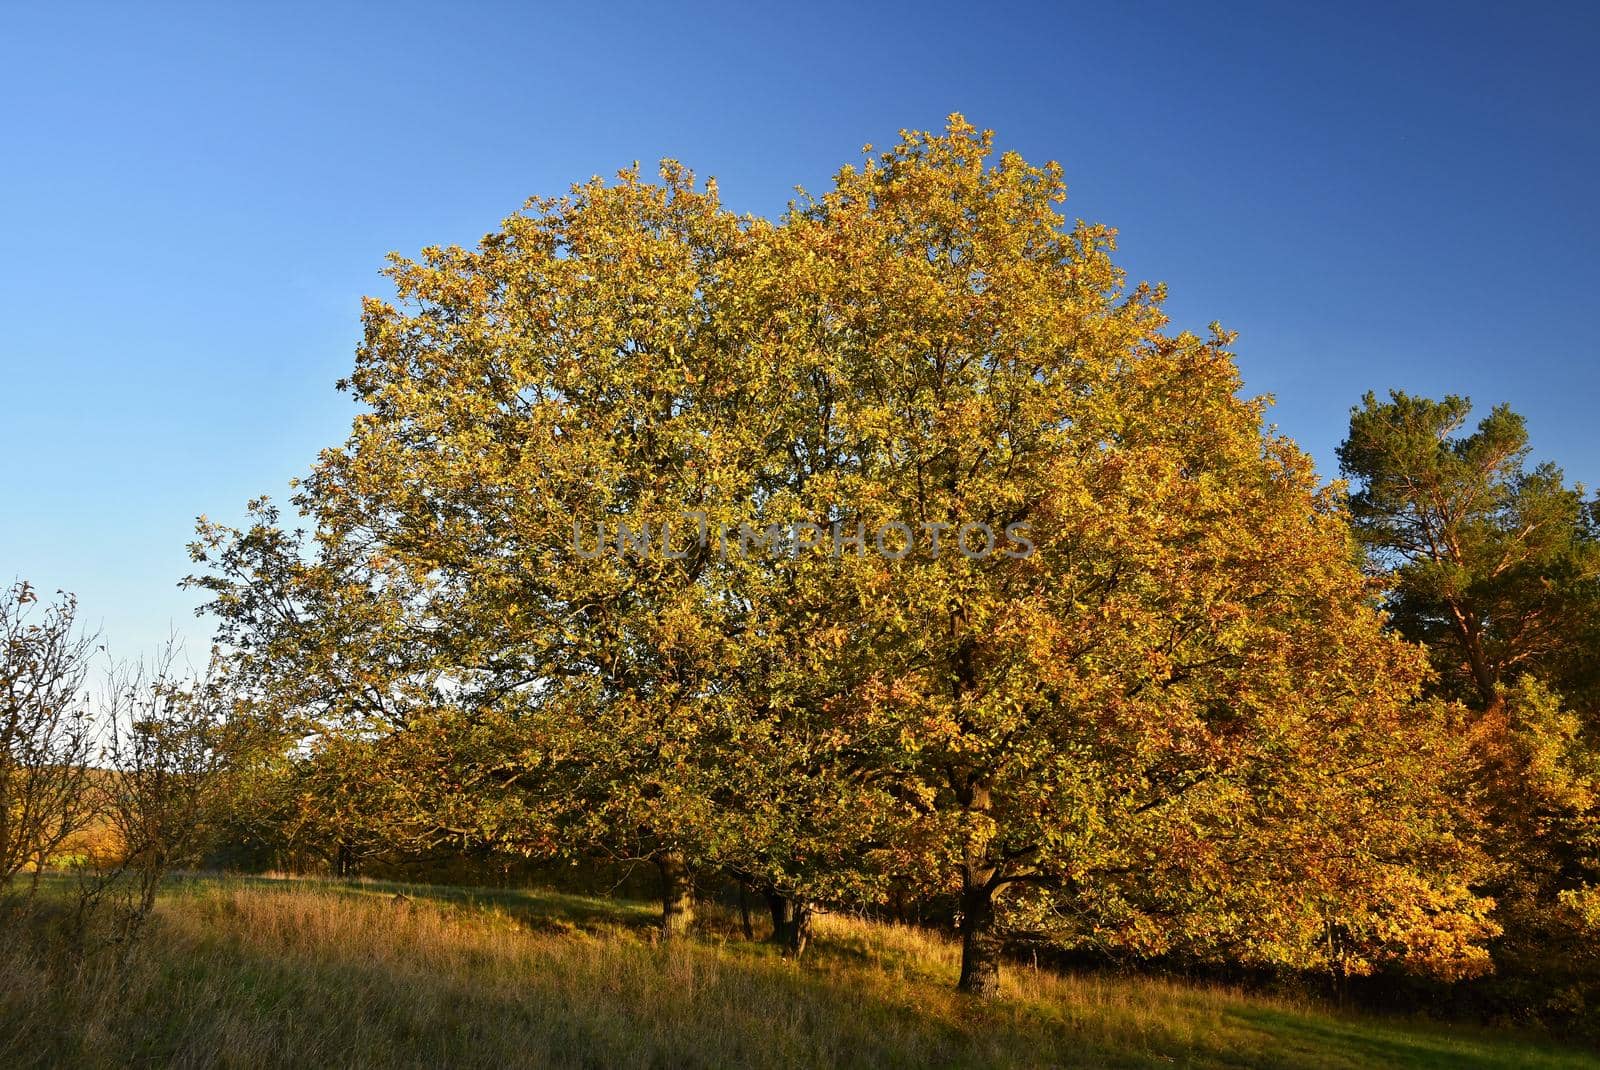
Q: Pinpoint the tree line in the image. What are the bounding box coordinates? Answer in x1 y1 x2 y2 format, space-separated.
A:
9 118 1597 1020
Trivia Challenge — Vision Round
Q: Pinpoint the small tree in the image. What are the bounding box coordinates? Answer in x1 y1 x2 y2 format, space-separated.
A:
85 647 231 952
0 581 97 914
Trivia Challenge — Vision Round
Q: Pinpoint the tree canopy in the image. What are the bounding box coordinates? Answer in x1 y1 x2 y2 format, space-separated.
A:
190 117 1504 995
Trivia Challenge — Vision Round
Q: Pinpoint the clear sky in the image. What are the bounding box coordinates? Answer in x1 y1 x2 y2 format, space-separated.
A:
3 1 1596 659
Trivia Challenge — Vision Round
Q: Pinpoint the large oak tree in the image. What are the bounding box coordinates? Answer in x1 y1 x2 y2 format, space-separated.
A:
193 118 1497 992
762 119 1494 993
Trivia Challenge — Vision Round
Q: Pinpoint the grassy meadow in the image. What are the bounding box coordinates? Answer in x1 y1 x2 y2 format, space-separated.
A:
1 875 1594 1069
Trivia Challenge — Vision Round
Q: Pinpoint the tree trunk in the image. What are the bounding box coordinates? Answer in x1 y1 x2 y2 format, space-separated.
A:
1446 597 1499 708
765 890 812 957
790 903 812 959
737 880 755 940
657 849 694 939
957 876 1001 996
765 889 789 939
955 775 1001 996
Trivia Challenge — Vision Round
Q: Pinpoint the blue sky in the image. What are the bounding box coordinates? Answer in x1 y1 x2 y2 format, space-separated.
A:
3 1 1597 658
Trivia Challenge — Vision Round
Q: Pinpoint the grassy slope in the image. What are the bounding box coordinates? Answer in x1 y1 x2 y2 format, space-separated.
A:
1 876 1594 1069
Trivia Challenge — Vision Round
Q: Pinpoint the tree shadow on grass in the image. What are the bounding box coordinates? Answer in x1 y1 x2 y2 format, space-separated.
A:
1228 1007 1599 1070
230 873 660 935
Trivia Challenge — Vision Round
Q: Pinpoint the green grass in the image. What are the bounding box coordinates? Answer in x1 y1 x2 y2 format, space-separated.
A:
1 874 1593 1069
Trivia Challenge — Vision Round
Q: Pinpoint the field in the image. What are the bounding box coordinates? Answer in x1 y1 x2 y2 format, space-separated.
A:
0 876 1594 1069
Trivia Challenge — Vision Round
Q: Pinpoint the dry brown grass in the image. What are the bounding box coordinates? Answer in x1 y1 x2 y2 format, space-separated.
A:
0 876 1594 1069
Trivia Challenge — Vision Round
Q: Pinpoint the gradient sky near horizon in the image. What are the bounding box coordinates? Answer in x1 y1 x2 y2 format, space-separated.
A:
3 1 1597 659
